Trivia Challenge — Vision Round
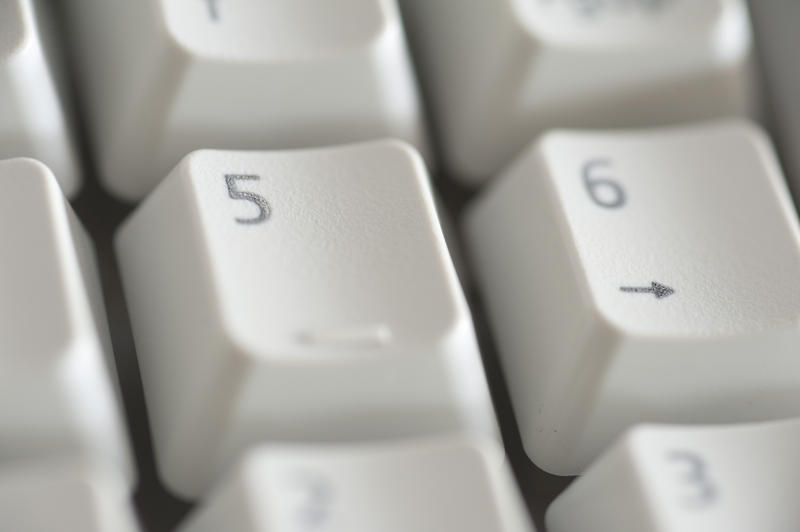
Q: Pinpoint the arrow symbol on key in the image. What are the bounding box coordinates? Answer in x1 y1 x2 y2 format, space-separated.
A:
620 282 675 299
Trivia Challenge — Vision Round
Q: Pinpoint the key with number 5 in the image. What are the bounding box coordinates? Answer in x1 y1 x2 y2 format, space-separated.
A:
115 141 498 497
465 120 800 475
547 419 800 531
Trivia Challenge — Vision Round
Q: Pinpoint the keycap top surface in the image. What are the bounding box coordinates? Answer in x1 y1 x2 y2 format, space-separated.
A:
536 122 800 336
183 144 460 356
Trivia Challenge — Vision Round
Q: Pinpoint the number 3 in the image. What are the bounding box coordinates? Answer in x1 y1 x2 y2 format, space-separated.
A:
285 471 333 529
225 174 271 225
666 450 717 509
582 159 626 209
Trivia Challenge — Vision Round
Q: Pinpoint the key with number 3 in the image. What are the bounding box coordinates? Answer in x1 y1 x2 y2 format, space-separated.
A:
178 438 533 532
547 419 800 531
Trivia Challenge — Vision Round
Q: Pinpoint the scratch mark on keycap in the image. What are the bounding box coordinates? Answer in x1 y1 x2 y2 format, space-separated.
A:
295 326 393 348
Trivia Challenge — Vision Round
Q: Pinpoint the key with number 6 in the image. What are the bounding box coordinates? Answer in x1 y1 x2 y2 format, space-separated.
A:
547 419 800 531
116 141 497 497
465 120 800 475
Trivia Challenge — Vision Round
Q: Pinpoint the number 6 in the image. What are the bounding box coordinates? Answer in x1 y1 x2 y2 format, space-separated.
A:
582 159 626 209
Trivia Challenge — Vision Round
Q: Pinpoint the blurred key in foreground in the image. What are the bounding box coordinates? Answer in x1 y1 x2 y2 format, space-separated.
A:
0 159 133 484
179 438 534 532
0 0 81 195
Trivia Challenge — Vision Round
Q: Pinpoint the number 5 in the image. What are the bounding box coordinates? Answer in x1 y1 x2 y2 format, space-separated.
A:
582 159 626 209
225 174 271 224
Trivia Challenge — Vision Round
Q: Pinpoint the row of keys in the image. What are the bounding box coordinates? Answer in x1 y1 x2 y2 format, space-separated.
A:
0 154 514 527
0 439 531 532
4 120 800 527
110 120 800 505
0 153 515 528
9 420 798 531
3 0 769 199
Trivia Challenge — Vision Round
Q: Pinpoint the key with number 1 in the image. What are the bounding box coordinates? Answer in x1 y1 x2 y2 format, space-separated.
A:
65 0 429 199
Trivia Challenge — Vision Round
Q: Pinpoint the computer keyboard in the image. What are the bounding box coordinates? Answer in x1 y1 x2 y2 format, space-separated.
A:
1 0 799 531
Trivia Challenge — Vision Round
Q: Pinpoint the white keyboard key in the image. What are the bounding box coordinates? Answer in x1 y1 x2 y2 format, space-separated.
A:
464 121 800 475
65 0 429 200
0 159 133 482
547 420 800 532
0 0 81 195
401 0 755 184
0 461 139 532
178 438 533 532
116 141 497 497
